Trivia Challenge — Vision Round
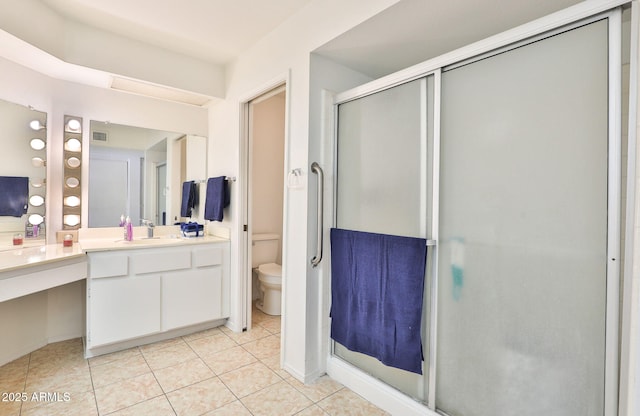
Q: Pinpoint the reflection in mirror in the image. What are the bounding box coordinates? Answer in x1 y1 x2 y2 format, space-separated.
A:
29 195 45 207
0 98 46 246
89 121 206 228
30 138 46 151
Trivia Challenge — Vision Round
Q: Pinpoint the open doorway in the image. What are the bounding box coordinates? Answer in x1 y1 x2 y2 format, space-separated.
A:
155 162 167 225
244 84 287 331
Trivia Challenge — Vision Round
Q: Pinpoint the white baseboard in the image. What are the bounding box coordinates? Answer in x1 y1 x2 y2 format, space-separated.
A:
327 356 436 416
85 319 226 358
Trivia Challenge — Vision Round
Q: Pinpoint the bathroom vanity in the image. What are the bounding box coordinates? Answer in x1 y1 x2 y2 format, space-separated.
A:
82 235 230 357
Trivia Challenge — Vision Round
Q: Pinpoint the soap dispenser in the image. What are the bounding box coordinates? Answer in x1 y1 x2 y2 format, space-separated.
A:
125 216 133 241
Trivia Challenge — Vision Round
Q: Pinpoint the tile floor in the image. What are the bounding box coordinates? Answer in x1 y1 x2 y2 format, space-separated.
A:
0 306 389 416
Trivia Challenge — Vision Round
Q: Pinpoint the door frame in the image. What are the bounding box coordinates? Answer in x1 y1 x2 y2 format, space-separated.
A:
155 161 167 225
238 73 290 339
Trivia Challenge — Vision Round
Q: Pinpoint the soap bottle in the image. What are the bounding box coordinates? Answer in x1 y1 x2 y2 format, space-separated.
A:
25 221 34 238
125 216 132 241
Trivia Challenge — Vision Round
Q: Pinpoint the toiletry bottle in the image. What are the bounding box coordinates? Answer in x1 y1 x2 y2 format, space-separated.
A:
126 216 133 241
124 216 130 240
25 221 34 238
119 214 125 227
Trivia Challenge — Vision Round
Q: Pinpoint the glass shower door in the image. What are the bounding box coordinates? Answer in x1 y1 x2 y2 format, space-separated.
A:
334 76 434 401
436 18 611 416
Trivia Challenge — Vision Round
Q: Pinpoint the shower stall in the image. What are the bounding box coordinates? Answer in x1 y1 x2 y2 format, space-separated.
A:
322 6 627 416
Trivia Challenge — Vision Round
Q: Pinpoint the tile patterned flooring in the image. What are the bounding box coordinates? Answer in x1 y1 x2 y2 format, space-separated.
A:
0 306 389 416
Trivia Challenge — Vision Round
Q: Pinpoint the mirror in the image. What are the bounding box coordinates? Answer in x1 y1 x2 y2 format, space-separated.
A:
88 121 207 228
0 98 46 246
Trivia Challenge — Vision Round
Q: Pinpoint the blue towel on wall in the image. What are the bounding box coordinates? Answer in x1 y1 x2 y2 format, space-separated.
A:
180 181 197 217
0 176 29 217
330 228 427 374
204 176 230 222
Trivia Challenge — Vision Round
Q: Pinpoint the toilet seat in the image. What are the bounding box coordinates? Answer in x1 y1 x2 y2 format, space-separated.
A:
258 263 281 283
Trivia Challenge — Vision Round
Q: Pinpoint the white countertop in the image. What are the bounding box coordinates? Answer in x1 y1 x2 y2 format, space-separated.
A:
0 225 230 275
0 243 85 275
80 235 229 252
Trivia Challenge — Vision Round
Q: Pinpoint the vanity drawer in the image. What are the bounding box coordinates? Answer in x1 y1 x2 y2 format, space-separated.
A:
130 247 191 275
89 253 128 279
193 246 223 268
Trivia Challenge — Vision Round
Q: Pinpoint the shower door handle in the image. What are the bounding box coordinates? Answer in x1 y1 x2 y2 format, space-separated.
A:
311 162 324 267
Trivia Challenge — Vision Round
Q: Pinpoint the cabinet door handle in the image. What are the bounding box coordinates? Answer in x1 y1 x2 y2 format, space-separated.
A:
311 162 324 267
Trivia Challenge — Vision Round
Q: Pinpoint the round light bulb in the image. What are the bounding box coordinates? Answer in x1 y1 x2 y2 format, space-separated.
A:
29 195 44 207
29 120 44 131
65 138 81 152
65 177 79 188
64 196 81 207
66 119 81 132
30 138 46 150
63 215 80 226
66 157 81 168
28 214 44 225
31 157 45 168
31 178 45 188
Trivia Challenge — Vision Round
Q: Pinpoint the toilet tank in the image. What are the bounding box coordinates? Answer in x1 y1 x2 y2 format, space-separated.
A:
252 233 280 268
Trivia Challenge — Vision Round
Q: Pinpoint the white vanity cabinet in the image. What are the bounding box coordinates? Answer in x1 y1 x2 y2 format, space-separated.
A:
162 245 224 330
89 261 161 346
86 241 229 355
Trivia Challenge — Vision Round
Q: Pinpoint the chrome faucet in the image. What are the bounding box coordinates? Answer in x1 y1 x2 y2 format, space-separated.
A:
141 219 155 238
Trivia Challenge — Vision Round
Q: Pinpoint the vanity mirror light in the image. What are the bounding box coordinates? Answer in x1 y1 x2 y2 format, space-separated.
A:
0 98 47 245
88 121 206 228
63 115 83 230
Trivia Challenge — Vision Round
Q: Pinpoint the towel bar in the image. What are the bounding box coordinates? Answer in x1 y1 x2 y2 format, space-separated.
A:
194 177 236 184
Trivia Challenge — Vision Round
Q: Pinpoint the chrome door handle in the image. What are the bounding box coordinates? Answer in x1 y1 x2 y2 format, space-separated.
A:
311 162 324 267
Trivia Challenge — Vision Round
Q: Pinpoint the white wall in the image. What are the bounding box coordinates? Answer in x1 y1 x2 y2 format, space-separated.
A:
306 53 375 377
208 0 401 381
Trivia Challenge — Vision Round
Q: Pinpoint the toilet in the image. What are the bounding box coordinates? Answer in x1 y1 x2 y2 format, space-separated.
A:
252 233 282 315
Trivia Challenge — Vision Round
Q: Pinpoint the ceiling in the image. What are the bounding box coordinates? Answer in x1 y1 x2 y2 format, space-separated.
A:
40 0 315 65
38 0 589 75
2 0 606 105
315 0 586 78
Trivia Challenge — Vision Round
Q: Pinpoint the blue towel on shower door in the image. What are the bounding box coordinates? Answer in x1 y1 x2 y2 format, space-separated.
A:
0 176 29 217
330 228 427 374
180 181 197 217
204 176 230 222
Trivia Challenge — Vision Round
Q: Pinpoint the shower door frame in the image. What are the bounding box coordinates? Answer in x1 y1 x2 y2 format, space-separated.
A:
324 3 630 415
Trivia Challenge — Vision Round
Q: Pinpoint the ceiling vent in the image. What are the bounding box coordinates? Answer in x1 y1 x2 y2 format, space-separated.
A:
92 131 108 142
110 77 211 107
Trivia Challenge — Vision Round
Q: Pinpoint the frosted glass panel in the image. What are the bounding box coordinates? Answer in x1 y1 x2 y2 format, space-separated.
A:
337 78 426 239
437 20 608 416
335 77 430 400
